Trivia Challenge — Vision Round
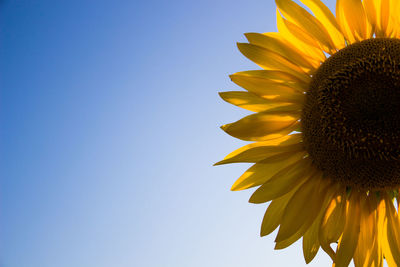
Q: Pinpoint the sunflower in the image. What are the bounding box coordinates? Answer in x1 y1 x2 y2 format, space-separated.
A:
217 0 400 266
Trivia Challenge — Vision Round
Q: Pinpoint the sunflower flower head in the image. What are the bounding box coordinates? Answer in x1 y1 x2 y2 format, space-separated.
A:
217 0 400 266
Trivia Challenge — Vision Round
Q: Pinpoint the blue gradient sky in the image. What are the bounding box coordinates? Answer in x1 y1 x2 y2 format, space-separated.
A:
0 0 346 266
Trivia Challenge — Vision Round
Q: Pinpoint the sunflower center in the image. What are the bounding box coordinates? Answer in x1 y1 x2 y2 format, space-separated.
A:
302 38 400 190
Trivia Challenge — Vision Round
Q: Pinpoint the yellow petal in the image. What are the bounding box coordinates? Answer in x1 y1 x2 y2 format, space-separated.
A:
319 190 347 261
231 151 305 191
275 178 335 250
365 196 383 267
275 0 336 53
379 0 396 38
303 209 323 263
385 195 400 264
378 0 391 35
364 0 394 37
249 104 301 115
276 9 326 63
230 72 306 103
378 199 398 267
383 233 397 267
376 198 392 267
245 32 318 71
216 145 304 166
237 43 309 81
275 174 329 242
221 112 298 141
299 0 345 50
389 0 400 37
260 187 298 236
383 237 397 267
336 0 372 44
249 158 312 203
335 191 361 267
236 123 300 142
353 194 377 267
275 222 310 250
233 70 310 86
215 133 303 165
363 0 378 30
219 91 301 113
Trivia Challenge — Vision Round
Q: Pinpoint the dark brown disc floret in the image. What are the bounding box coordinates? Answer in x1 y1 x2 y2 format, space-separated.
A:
302 38 400 190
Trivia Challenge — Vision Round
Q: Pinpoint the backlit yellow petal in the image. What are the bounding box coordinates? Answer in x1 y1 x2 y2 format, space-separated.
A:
299 0 345 50
385 195 400 264
249 159 312 203
389 0 400 37
276 9 326 63
275 222 310 250
215 133 303 165
249 104 301 115
303 209 323 263
275 178 335 250
275 0 336 53
275 174 330 242
365 197 383 267
216 144 304 166
219 91 301 113
382 218 398 267
233 70 310 86
319 190 346 261
231 152 305 191
221 112 298 141
364 0 394 37
245 32 318 71
354 194 378 267
230 72 307 100
363 0 378 35
260 187 298 236
383 237 397 267
363 0 378 30
379 0 391 36
376 198 389 267
335 191 361 267
336 0 372 43
237 43 309 81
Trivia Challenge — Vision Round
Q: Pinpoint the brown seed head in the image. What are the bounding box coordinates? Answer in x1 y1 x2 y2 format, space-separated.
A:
302 38 400 190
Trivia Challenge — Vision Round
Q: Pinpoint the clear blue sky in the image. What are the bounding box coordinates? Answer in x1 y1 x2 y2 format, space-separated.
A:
0 0 346 266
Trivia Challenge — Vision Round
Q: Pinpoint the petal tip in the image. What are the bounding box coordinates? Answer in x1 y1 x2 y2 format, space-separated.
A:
213 160 225 166
248 194 263 203
236 42 248 51
231 182 242 191
220 124 229 131
218 92 227 100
